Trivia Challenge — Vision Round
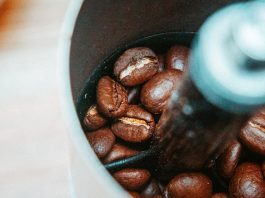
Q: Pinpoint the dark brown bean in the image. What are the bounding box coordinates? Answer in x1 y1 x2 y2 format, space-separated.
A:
165 45 190 72
229 162 265 198
114 47 159 86
217 140 242 178
86 128 115 158
239 111 265 155
128 191 142 198
141 69 182 114
211 193 229 198
111 105 155 142
128 86 141 104
141 179 162 198
262 162 265 178
163 172 212 198
97 76 128 118
102 143 139 163
83 105 107 131
113 168 151 191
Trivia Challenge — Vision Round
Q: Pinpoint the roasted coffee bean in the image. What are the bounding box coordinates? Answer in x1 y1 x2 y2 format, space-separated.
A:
229 162 265 198
163 172 212 198
128 191 142 198
165 45 189 72
217 140 242 178
141 69 182 114
97 76 128 118
128 86 141 104
211 193 228 198
141 179 162 198
86 128 115 158
114 47 159 87
262 162 265 177
157 54 165 72
111 105 155 142
83 105 107 131
113 168 151 191
102 143 139 163
239 111 265 155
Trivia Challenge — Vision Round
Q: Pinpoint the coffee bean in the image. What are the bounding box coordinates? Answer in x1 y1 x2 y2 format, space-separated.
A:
102 143 139 163
83 105 107 131
114 47 159 86
165 45 190 72
262 162 265 178
217 140 242 178
239 111 265 155
128 191 142 198
113 168 151 191
97 76 128 118
164 172 212 198
211 193 228 198
111 105 155 142
128 86 141 104
141 69 182 114
157 54 165 72
141 179 162 198
229 162 265 198
86 128 115 158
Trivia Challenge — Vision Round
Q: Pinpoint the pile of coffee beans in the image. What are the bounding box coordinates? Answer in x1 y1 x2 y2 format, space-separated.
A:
82 45 265 198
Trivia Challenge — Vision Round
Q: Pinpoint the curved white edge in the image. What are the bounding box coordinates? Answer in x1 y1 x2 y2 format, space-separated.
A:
57 0 128 197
